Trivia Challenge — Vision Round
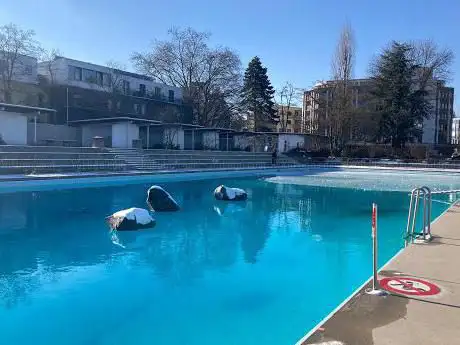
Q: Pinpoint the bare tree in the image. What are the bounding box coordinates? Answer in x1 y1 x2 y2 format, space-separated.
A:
105 60 126 93
163 127 180 149
39 48 62 84
131 27 242 127
100 60 128 113
276 82 303 132
157 104 184 123
0 23 41 102
276 82 295 132
326 23 356 154
409 39 454 88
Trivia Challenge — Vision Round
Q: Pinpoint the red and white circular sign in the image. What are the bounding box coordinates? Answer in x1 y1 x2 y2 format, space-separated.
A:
380 277 440 296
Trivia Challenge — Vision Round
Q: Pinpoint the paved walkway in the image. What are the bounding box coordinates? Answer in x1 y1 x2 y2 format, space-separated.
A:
302 203 460 345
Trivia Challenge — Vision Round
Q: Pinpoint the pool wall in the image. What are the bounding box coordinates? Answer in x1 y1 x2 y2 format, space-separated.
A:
0 168 312 193
2 166 459 194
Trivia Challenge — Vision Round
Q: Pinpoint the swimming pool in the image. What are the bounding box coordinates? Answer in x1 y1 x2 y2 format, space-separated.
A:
0 169 459 345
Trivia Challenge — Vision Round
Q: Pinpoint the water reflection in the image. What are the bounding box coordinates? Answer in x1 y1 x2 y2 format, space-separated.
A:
0 177 415 309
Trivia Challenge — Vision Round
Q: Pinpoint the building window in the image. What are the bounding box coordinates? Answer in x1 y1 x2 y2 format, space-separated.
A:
139 84 146 96
83 69 99 84
141 104 146 115
134 103 139 113
69 66 82 81
24 65 33 75
38 93 44 107
116 101 121 110
96 72 103 86
107 99 112 110
103 73 111 87
72 94 82 106
168 90 174 102
154 87 161 97
122 80 130 95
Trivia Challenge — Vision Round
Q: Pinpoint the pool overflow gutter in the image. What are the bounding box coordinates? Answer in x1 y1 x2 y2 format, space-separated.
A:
365 203 388 296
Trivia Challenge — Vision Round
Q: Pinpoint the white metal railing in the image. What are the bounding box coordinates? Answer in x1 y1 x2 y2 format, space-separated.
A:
315 160 460 170
406 186 432 244
430 189 460 195
406 188 460 245
2 151 460 174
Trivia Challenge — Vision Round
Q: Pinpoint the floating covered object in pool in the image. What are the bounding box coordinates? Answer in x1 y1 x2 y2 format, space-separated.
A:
146 185 180 211
214 185 248 201
106 207 156 231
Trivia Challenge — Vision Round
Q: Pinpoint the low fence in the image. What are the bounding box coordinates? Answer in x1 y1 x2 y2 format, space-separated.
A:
1 153 460 175
325 159 460 170
0 158 126 174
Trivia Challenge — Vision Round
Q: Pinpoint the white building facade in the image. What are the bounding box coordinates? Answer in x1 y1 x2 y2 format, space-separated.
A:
452 118 460 145
37 57 183 102
36 57 187 148
0 53 38 85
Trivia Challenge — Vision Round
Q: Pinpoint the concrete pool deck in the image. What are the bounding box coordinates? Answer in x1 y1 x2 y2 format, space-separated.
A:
302 202 460 345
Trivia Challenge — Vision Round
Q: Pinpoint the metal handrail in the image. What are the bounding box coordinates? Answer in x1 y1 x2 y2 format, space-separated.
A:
405 188 460 245
406 186 432 244
431 189 460 195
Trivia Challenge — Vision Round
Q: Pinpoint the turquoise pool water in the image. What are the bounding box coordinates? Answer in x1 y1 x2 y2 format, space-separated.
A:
0 172 457 345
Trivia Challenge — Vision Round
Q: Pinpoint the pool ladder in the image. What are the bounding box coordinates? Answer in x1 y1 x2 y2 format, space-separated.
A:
406 187 460 244
405 186 432 244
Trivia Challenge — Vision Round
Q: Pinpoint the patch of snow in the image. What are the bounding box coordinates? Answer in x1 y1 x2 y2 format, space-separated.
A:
27 173 66 177
226 187 246 199
265 170 460 192
112 207 153 225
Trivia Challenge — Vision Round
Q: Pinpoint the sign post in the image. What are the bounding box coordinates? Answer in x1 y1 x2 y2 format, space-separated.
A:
366 203 387 296
372 203 378 291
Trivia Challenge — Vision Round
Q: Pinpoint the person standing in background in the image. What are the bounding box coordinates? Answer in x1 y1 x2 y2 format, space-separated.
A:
272 148 278 165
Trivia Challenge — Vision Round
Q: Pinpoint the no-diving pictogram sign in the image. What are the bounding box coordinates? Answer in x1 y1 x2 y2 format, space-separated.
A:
380 277 440 296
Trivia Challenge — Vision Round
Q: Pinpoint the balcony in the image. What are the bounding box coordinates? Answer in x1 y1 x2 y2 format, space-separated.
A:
130 90 182 105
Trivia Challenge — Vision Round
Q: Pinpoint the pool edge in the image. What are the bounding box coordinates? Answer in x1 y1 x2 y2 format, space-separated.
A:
294 202 454 345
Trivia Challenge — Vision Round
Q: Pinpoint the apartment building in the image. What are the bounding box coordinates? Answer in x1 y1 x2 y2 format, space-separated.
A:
276 105 303 133
245 111 277 132
0 53 44 106
0 53 38 85
452 118 460 145
36 56 190 126
302 77 455 145
37 57 182 102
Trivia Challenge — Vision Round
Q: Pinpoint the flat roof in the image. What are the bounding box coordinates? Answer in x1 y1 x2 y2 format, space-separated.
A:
0 102 56 113
187 127 236 132
68 117 162 125
148 123 203 128
50 56 154 81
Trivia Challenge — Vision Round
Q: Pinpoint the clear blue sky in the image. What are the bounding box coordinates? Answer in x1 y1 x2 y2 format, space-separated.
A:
0 0 458 112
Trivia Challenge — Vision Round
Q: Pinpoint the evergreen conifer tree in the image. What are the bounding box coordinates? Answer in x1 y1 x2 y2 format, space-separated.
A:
371 42 430 149
241 57 277 131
